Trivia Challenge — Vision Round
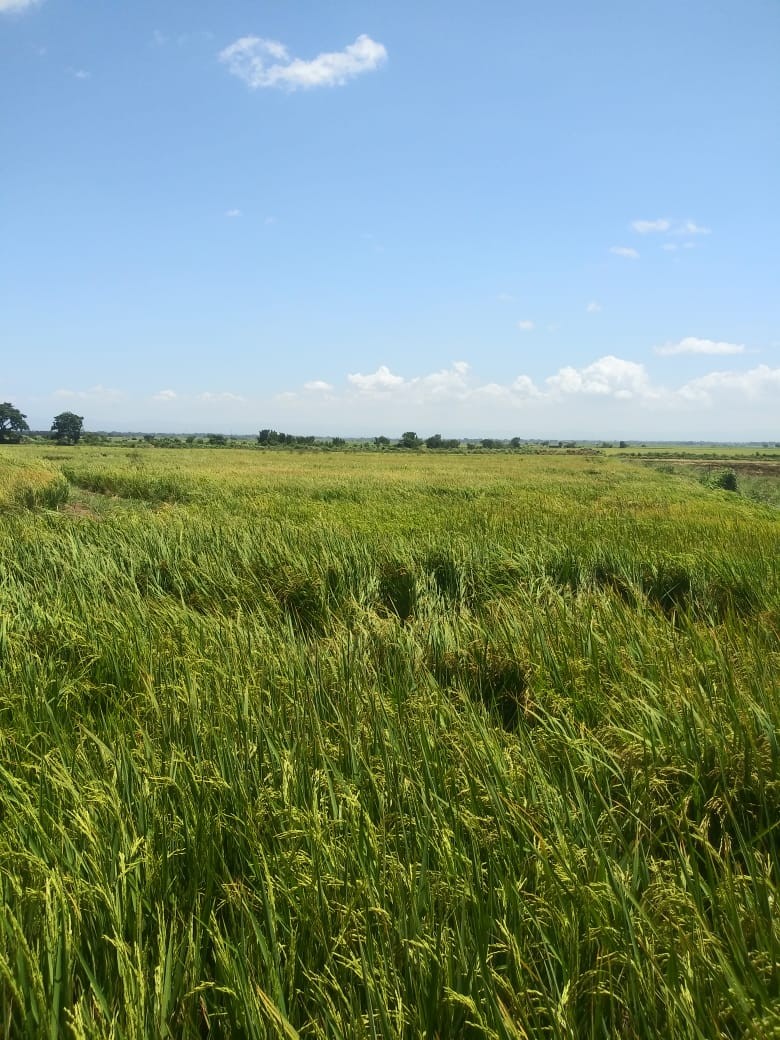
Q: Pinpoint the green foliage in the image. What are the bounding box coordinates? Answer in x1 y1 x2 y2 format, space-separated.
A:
707 467 739 491
51 410 84 444
0 401 29 443
258 429 317 446
0 446 778 1037
426 434 461 450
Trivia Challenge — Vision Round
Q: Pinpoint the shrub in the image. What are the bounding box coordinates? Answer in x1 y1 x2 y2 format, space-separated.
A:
707 468 738 492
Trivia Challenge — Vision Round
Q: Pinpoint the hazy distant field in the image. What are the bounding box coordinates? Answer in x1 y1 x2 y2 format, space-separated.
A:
1 446 778 1038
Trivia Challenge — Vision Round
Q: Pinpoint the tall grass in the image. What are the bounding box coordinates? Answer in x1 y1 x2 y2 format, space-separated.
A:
0 446 778 1037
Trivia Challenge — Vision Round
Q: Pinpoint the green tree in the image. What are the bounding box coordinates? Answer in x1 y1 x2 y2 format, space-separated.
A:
51 411 84 444
257 429 281 445
400 431 421 449
0 402 30 443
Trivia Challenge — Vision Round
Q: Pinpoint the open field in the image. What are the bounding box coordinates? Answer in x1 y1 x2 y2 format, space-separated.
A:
1 446 779 1038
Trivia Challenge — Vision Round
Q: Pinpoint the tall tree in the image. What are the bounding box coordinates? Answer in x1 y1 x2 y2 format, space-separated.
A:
0 402 29 443
51 411 84 445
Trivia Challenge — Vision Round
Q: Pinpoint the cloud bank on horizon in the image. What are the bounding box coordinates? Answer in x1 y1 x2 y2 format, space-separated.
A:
33 350 778 440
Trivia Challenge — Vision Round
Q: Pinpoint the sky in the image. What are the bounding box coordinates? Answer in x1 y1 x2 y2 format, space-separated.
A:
1 0 778 439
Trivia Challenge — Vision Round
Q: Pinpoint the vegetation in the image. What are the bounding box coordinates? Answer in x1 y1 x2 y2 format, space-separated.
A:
51 410 85 445
0 446 778 1038
0 401 29 443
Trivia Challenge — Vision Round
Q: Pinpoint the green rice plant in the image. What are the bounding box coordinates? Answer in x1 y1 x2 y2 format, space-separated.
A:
0 446 777 1038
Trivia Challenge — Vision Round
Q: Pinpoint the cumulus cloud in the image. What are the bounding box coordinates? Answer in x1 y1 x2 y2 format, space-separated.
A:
0 0 40 12
300 356 780 411
610 246 639 260
654 337 746 357
304 380 334 392
342 358 657 406
225 209 242 218
677 365 780 404
347 362 472 401
586 301 602 313
152 389 177 402
545 356 656 401
511 375 543 399
219 33 387 90
199 391 246 402
347 365 406 394
631 218 671 234
516 320 535 331
272 356 779 436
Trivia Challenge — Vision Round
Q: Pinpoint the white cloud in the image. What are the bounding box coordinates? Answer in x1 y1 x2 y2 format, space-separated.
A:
219 33 387 90
610 246 639 260
586 301 601 313
654 337 746 357
678 220 710 236
678 365 780 404
270 356 779 437
152 389 177 402
630 217 711 238
415 361 471 397
516 320 535 331
0 0 40 12
631 218 671 234
72 69 90 80
347 365 406 394
304 380 334 392
546 356 656 401
342 357 658 407
346 362 472 402
511 375 543 399
225 209 242 218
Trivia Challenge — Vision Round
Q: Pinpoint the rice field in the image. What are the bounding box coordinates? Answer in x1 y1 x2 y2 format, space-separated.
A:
0 445 778 1038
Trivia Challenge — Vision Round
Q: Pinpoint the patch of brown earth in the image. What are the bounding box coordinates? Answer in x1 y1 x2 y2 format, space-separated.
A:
60 502 100 519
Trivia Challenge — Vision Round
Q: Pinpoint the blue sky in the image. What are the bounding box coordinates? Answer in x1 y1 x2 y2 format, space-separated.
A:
2 0 778 437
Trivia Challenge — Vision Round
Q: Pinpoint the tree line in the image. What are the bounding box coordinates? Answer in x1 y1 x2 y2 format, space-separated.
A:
0 403 84 445
0 403 610 451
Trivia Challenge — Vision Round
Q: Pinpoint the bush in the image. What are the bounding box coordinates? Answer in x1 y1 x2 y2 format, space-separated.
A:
707 468 738 492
